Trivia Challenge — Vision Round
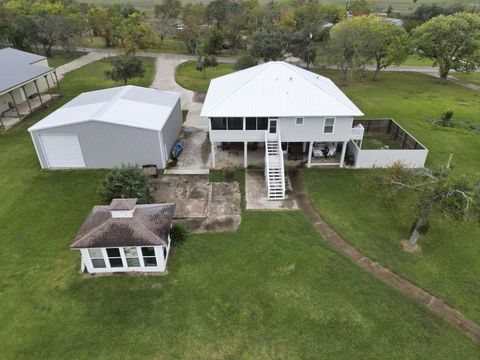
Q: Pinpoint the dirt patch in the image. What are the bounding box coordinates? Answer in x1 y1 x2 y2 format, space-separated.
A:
152 175 241 233
401 240 422 253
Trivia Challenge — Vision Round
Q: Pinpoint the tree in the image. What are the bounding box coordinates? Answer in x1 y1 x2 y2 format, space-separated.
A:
372 157 480 250
348 0 371 16
249 29 286 61
154 0 181 41
118 13 158 54
413 13 480 82
98 165 155 204
288 30 317 68
327 16 377 84
370 18 410 79
177 16 205 55
203 26 224 55
196 55 217 78
235 54 257 69
104 56 145 85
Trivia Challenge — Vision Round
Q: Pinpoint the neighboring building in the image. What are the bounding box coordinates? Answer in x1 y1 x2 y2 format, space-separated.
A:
201 61 427 200
0 47 59 129
70 198 175 274
28 85 182 169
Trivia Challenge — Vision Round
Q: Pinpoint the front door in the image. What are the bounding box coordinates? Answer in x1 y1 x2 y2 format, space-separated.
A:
268 118 278 134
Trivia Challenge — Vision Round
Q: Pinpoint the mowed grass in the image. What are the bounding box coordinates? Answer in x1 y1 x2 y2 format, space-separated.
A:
302 70 480 323
452 72 480 86
175 60 236 93
1 59 479 357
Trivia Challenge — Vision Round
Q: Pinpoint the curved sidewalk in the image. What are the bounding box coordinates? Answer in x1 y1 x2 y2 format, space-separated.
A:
288 169 480 344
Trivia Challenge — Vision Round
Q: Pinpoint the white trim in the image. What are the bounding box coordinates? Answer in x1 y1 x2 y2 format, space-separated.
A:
30 132 45 169
323 117 335 134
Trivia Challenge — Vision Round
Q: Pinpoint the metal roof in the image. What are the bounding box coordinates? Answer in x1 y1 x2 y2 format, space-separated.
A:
0 47 54 95
28 86 181 132
200 61 364 118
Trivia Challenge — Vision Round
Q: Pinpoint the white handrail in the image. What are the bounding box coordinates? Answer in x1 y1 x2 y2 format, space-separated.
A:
264 131 270 195
277 131 285 197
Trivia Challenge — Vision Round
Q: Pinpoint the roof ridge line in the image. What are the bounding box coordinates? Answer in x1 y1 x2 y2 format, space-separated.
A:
71 213 112 247
92 86 132 119
203 62 272 115
135 215 167 245
281 62 361 114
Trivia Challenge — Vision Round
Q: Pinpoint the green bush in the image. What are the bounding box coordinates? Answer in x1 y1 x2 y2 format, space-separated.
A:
170 223 189 246
97 164 154 204
235 55 258 70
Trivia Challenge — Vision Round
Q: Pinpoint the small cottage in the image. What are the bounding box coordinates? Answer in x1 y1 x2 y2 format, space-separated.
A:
71 198 175 274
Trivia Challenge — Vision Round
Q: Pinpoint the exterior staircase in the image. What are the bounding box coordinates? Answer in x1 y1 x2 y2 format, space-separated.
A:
264 131 285 200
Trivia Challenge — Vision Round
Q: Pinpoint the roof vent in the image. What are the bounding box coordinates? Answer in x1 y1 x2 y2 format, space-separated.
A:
289 77 293 81
108 198 137 218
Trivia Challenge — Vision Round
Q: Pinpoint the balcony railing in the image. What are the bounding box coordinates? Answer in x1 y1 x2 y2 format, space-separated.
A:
351 124 364 140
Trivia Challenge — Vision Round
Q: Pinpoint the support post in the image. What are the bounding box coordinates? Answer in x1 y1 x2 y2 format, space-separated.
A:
33 79 43 105
22 86 32 112
53 71 61 92
44 74 53 101
340 141 347 168
211 142 216 168
244 142 248 168
8 91 20 117
307 141 313 168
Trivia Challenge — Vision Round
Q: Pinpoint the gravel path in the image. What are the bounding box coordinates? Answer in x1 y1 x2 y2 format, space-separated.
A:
55 52 110 80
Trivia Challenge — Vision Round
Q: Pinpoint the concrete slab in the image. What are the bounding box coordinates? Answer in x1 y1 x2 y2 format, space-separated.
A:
245 169 299 211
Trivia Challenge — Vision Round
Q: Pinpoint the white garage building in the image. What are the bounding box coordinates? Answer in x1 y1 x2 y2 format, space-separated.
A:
28 85 182 169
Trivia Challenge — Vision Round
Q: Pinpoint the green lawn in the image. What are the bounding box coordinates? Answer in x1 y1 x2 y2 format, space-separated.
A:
175 60 236 93
302 70 480 324
33 49 85 68
452 72 480 86
361 134 402 149
1 58 479 357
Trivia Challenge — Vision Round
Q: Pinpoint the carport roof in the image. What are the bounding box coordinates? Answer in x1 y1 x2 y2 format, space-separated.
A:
0 48 54 95
200 61 364 118
71 201 176 248
28 86 181 132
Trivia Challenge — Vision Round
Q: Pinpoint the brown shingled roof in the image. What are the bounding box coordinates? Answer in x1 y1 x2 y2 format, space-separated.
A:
71 200 175 249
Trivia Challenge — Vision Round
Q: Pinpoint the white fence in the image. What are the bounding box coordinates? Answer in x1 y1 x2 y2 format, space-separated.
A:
349 141 428 168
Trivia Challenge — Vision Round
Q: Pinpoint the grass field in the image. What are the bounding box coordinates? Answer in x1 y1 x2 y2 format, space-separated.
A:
175 61 236 93
452 72 480 86
1 57 479 357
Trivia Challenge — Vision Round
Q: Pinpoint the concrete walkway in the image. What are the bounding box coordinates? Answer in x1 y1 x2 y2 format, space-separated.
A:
55 52 110 80
288 169 480 344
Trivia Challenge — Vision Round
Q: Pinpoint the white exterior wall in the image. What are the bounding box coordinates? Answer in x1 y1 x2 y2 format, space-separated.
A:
79 238 171 274
209 116 354 143
350 141 428 168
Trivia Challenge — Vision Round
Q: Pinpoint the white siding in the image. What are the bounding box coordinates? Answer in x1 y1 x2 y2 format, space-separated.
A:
350 141 428 168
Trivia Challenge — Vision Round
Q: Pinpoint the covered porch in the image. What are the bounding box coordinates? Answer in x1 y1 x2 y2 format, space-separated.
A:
0 71 60 130
210 140 348 168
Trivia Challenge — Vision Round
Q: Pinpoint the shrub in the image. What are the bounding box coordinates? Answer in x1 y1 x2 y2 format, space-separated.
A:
170 223 189 246
440 109 454 124
235 55 258 70
98 164 154 204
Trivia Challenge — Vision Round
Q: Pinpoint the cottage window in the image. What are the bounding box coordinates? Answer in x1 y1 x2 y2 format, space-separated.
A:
124 247 140 267
324 118 335 133
142 247 158 267
227 117 243 130
296 117 304 125
88 248 106 268
257 117 268 130
211 117 227 130
246 117 257 130
106 248 123 268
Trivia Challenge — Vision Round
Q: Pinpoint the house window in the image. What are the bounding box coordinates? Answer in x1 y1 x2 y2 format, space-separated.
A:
211 117 226 130
142 247 157 267
296 117 304 125
227 117 243 130
246 117 256 130
88 248 106 268
324 118 335 133
106 248 123 268
124 247 140 267
257 117 268 130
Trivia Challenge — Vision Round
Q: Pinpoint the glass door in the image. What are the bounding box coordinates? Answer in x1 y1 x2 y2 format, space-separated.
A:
268 118 277 134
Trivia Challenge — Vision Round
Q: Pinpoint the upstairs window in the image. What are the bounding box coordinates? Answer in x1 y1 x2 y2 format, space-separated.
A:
246 117 257 130
324 118 335 134
211 117 226 130
227 117 243 130
257 117 268 130
296 117 304 125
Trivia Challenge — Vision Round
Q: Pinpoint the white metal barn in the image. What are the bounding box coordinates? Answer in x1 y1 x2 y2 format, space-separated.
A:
28 86 182 169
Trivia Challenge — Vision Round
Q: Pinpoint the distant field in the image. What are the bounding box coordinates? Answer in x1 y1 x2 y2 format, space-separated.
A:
79 0 472 14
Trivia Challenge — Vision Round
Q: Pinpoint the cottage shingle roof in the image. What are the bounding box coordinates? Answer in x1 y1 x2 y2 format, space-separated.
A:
70 201 175 249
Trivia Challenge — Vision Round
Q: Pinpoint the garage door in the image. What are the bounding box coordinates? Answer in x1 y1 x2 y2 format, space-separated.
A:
40 135 86 168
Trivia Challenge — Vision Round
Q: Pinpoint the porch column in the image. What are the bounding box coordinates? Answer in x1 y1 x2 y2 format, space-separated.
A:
21 86 33 112
244 142 248 168
339 141 347 168
307 141 313 168
53 71 61 90
211 141 216 168
8 91 20 117
33 79 43 105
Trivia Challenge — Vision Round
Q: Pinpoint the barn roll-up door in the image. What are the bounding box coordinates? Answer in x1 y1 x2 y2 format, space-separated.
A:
40 134 86 168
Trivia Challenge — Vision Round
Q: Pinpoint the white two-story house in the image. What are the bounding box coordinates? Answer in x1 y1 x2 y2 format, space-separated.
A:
201 61 365 200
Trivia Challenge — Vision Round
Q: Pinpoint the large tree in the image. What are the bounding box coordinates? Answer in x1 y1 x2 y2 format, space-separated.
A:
413 13 480 82
373 157 480 250
248 29 286 61
104 56 145 85
154 0 181 41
